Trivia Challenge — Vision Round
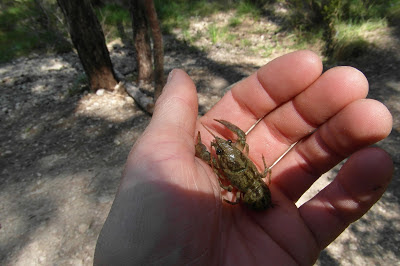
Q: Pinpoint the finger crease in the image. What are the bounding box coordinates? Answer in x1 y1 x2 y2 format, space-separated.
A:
256 70 280 107
292 100 320 130
230 89 260 122
320 193 351 229
314 130 346 159
267 121 295 146
299 207 328 251
233 214 258 264
248 214 301 265
294 146 323 181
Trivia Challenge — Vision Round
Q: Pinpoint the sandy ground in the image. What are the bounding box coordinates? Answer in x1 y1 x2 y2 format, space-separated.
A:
1 12 400 266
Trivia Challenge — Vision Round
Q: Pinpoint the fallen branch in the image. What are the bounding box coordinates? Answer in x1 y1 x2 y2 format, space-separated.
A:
114 69 154 114
124 82 154 114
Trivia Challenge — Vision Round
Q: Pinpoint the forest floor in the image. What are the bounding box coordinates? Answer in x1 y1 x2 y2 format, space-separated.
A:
1 11 400 266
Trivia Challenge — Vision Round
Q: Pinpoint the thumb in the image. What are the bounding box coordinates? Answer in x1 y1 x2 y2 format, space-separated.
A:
123 69 198 183
146 69 198 149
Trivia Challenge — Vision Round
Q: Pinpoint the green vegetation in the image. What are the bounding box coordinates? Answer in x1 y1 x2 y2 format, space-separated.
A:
228 17 242 28
154 0 226 32
284 0 399 58
68 72 89 96
0 0 398 63
236 1 261 19
388 1 400 25
0 0 43 62
331 18 387 60
96 3 130 25
208 23 231 44
0 0 70 63
154 0 262 31
95 3 131 42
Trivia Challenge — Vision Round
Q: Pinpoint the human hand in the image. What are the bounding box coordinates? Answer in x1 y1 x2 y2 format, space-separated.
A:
94 50 393 265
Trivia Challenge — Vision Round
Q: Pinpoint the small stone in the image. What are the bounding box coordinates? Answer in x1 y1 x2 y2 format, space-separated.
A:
125 96 134 104
69 258 84 266
39 256 46 263
96 89 105 96
98 195 113 203
78 223 88 233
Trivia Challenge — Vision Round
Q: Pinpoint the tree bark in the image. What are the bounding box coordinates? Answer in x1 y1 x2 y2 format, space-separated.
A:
57 0 118 91
144 0 164 101
130 0 153 86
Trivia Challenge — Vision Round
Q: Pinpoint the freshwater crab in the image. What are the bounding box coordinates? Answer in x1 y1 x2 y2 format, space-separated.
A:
195 119 272 210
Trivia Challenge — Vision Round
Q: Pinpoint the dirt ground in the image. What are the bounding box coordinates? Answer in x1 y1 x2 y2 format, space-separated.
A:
1 12 399 265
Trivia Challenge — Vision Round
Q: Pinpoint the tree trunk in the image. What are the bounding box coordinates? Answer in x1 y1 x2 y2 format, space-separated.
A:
144 0 164 101
57 0 118 91
130 0 153 86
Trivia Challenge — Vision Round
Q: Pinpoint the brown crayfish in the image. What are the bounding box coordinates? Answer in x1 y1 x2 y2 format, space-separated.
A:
195 119 272 210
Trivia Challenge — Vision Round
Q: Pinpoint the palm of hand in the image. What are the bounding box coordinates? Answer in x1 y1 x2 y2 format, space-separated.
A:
94 51 393 266
128 121 320 265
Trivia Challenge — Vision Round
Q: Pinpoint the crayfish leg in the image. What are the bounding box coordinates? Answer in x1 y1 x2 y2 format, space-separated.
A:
261 154 272 185
195 131 211 162
223 191 241 205
218 179 233 192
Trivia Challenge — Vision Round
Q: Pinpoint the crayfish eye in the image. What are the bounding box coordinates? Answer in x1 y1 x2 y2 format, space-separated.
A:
227 139 232 145
216 147 223 155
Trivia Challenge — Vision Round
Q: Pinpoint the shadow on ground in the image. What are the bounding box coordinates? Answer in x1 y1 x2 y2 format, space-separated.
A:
0 28 399 264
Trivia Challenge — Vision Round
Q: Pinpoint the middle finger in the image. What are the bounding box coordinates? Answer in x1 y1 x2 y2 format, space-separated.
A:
247 66 368 166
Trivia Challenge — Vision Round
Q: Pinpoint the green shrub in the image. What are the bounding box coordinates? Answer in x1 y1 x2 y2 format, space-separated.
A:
0 0 70 62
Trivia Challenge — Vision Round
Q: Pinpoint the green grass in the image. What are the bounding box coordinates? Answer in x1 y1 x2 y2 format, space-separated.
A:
240 38 252 48
283 0 395 60
154 0 227 32
208 24 219 44
0 0 36 62
342 0 400 22
228 17 242 28
95 3 131 42
0 0 71 63
0 30 36 62
96 4 130 25
0 0 397 63
68 73 89 96
388 1 400 23
336 18 387 36
208 23 234 44
331 19 387 60
208 23 241 45
259 44 274 57
236 1 261 20
154 0 261 32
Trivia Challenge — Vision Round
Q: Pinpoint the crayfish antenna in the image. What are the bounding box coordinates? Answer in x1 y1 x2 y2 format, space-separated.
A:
201 122 217 138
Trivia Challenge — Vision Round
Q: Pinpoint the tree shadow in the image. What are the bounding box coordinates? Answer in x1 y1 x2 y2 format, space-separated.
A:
324 45 400 263
318 250 340 266
0 52 149 264
0 36 256 263
1 13 400 263
388 11 400 43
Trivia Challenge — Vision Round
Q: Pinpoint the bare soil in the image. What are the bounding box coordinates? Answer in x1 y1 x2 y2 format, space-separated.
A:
1 12 399 265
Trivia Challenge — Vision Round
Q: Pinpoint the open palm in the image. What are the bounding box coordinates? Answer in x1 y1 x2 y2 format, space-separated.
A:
94 51 393 265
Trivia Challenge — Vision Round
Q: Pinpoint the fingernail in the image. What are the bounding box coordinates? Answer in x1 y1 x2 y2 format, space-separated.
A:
167 69 175 84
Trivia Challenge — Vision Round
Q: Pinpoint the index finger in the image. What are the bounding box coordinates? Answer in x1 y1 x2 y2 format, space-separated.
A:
197 50 323 133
